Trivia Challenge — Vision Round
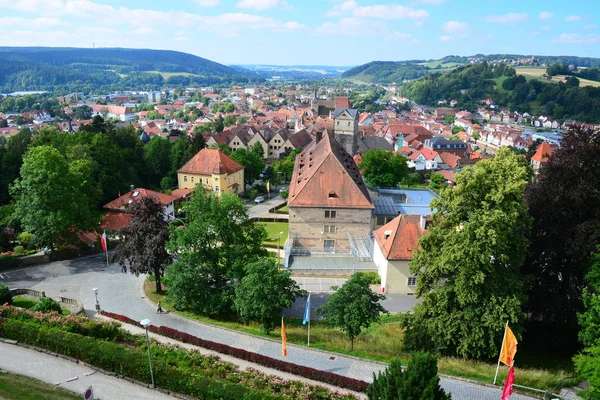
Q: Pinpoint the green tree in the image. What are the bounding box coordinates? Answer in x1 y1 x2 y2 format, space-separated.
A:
0 283 12 305
444 114 455 125
223 114 237 127
0 128 32 205
272 148 302 183
230 147 265 186
451 125 462 135
112 196 171 293
10 146 97 250
359 149 409 188
317 273 387 350
31 297 62 313
144 136 172 189
234 259 305 333
405 148 531 358
73 105 93 120
166 192 267 315
429 172 445 191
367 353 451 400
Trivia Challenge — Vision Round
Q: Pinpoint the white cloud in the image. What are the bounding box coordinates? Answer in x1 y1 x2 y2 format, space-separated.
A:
539 11 552 20
325 0 357 17
411 0 446 3
235 0 287 11
194 0 220 6
439 35 452 42
314 17 387 36
197 13 304 33
352 4 429 20
551 33 600 45
128 27 160 36
584 24 598 30
565 15 583 22
443 21 468 33
0 16 71 29
484 13 528 24
0 28 69 46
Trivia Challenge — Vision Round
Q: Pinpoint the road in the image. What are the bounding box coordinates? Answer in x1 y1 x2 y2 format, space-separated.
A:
0 256 536 400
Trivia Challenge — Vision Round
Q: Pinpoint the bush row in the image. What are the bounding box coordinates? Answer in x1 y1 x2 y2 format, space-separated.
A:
0 318 282 400
100 310 369 392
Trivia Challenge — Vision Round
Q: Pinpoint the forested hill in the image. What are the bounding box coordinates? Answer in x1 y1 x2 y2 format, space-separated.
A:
401 62 600 123
341 61 432 84
0 47 259 94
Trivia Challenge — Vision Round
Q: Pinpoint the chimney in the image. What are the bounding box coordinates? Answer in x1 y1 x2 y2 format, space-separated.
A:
316 131 322 144
384 230 392 240
420 215 427 231
130 184 135 192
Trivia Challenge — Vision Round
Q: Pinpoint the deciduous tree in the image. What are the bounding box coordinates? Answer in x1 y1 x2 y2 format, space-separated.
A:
317 273 387 350
112 196 171 293
405 148 530 358
359 149 409 188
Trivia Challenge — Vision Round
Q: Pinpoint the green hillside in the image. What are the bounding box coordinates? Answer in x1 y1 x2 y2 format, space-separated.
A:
341 61 432 84
0 47 259 93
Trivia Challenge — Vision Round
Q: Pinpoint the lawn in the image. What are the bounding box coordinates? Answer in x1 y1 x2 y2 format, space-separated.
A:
11 297 71 315
259 222 288 245
278 205 289 213
143 278 578 391
0 372 80 400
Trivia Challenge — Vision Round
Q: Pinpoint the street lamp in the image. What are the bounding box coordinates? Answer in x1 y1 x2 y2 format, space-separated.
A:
92 288 100 311
140 319 155 389
277 231 284 266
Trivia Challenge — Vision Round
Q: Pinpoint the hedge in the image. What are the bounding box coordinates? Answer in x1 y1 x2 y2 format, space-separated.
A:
100 310 369 392
0 318 282 400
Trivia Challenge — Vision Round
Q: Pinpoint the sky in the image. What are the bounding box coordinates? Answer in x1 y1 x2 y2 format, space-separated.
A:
0 0 599 66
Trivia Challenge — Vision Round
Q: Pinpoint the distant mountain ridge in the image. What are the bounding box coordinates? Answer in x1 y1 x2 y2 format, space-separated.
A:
0 47 259 94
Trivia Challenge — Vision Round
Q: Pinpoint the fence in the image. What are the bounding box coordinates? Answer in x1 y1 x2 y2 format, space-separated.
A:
10 288 46 298
9 288 84 315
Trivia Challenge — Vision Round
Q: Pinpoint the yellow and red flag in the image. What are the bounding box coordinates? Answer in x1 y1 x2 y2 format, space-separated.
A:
499 326 518 366
281 318 287 358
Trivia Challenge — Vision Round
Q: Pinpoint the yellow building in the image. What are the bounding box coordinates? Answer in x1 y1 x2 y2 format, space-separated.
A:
177 149 245 195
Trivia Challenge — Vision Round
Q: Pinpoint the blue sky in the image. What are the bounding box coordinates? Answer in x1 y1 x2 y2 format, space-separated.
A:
0 0 598 66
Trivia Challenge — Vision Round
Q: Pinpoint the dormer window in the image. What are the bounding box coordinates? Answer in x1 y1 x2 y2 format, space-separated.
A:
328 190 337 199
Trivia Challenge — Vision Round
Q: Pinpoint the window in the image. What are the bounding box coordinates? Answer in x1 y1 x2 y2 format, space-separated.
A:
328 190 337 199
323 225 336 233
336 121 340 126
228 177 231 184
324 239 335 253
191 177 194 183
408 277 417 287
347 121 350 127
184 176 188 183
376 216 386 225
325 210 337 218
206 178 209 184
215 186 220 193
233 175 236 182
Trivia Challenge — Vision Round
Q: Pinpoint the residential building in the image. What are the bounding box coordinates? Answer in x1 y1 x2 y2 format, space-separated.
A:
177 149 245 195
373 214 426 294
100 187 177 230
287 131 373 253
89 105 135 122
531 141 553 174
424 136 468 157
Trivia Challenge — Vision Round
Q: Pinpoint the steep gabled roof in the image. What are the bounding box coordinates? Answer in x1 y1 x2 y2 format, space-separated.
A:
531 141 553 163
332 108 359 119
373 215 424 260
288 131 373 209
103 188 177 211
287 129 313 148
178 149 243 175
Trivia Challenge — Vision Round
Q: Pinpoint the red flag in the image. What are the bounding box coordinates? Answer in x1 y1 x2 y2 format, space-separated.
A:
100 231 107 252
502 366 515 400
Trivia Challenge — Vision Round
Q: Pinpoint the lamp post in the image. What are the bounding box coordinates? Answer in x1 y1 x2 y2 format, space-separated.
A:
92 288 100 311
140 319 155 389
277 231 284 266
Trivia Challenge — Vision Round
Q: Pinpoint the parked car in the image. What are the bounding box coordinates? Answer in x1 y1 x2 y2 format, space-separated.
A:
279 187 288 193
254 195 265 204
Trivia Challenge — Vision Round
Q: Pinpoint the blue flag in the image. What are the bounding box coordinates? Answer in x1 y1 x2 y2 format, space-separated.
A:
302 293 311 325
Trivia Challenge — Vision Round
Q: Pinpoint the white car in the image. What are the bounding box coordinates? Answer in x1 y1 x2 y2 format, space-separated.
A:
254 196 265 204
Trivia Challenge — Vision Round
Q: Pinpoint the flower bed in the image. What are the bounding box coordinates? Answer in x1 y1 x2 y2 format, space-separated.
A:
100 310 370 392
0 317 358 400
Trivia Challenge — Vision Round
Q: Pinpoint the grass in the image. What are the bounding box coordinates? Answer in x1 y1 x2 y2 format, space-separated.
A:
143 278 578 391
146 71 200 79
11 297 71 315
515 67 600 88
279 205 289 213
0 372 80 400
259 222 289 245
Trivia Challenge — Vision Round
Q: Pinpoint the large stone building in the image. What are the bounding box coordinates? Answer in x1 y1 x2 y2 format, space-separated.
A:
333 108 359 156
287 131 373 253
177 149 244 195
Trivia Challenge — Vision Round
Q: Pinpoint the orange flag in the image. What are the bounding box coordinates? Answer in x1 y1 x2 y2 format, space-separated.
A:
281 318 287 358
499 326 518 366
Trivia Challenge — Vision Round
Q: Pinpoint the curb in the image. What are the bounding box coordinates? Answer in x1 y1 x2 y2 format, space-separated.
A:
0 338 193 400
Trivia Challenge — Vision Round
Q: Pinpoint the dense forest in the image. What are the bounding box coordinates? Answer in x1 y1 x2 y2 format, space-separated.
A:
401 62 600 123
341 61 432 84
0 47 260 94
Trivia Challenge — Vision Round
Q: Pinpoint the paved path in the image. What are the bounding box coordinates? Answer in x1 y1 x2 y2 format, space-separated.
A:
247 194 286 219
1 256 537 399
0 341 175 400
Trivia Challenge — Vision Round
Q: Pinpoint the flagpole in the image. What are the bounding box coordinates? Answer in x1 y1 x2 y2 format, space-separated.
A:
494 320 509 385
307 293 311 347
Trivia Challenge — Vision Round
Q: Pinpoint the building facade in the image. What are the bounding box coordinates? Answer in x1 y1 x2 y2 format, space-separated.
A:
177 149 245 195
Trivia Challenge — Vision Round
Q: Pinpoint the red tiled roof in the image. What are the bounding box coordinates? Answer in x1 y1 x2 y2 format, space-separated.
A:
334 97 351 109
439 152 460 168
438 170 455 182
99 211 132 230
373 215 425 260
178 149 243 175
170 188 193 199
103 188 177 211
531 141 553 163
288 132 373 209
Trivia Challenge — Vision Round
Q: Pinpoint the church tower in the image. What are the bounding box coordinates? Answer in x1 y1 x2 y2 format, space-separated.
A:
333 108 358 156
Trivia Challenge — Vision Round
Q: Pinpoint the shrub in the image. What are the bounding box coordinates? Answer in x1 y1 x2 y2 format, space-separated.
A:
0 284 12 305
360 271 381 285
30 297 61 313
12 245 24 255
17 232 34 249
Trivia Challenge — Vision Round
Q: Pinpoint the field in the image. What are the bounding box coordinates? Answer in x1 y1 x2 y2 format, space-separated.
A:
0 372 80 400
515 67 600 87
418 61 463 69
259 221 289 245
146 71 200 79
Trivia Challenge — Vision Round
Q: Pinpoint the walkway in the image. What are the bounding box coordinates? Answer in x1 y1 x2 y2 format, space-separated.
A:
0 341 175 400
3 256 538 400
